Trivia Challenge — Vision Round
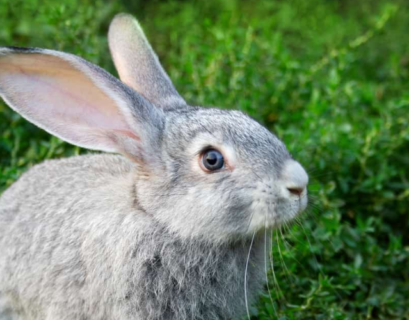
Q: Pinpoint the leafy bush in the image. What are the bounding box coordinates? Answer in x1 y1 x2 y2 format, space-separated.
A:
1 0 408 319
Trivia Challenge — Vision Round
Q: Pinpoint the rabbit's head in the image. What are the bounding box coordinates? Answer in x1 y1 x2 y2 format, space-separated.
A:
0 14 308 243
138 106 308 242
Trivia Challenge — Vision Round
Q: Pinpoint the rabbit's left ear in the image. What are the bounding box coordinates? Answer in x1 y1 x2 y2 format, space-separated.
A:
108 13 186 109
0 47 164 164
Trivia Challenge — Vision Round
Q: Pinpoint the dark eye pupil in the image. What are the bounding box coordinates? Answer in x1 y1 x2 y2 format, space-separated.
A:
203 150 224 171
207 155 217 165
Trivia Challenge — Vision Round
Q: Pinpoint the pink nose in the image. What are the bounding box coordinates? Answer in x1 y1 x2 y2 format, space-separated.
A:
282 160 308 197
287 187 304 196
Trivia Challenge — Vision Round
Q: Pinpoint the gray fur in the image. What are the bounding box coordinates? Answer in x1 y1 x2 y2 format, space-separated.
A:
108 14 186 109
0 156 265 320
0 14 308 320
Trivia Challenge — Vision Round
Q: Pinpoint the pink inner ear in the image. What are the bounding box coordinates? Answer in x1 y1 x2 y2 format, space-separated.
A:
0 53 139 151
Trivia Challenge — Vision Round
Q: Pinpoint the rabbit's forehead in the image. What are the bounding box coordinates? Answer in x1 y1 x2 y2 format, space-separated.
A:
166 108 290 168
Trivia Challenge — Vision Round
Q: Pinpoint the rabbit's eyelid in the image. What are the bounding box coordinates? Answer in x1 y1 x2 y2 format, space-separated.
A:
218 144 236 171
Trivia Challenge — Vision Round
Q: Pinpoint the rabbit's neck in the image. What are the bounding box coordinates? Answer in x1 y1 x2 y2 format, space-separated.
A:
124 227 267 319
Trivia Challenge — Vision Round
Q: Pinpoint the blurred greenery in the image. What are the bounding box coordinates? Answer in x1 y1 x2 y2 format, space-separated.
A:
1 0 408 319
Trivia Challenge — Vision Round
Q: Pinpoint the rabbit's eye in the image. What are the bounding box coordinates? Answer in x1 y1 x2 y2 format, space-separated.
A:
201 149 224 172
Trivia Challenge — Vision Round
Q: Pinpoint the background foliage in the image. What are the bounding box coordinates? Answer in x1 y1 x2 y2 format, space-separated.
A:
1 0 408 319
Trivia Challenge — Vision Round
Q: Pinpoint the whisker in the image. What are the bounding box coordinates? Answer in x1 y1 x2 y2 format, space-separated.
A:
245 204 257 234
276 229 292 284
280 223 294 253
299 222 321 270
269 230 284 299
297 216 343 301
244 231 256 320
264 217 277 318
281 223 309 277
279 226 294 284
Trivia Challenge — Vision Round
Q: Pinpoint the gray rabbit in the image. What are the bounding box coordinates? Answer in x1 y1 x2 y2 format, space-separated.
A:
0 14 308 320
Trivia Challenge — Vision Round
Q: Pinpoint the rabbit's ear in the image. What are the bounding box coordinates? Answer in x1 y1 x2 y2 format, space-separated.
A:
108 13 186 109
0 47 164 162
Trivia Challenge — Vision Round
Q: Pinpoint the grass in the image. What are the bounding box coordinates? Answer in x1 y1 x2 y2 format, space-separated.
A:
1 0 409 319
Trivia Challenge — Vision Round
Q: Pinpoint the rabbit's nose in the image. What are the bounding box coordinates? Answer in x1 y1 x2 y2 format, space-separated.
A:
281 160 308 196
287 187 304 196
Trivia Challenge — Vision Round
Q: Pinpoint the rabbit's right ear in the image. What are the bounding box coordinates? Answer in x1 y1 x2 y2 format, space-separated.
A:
108 13 186 109
0 47 164 164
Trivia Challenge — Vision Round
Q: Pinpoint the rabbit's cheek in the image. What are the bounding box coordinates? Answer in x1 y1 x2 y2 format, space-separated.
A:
246 181 280 232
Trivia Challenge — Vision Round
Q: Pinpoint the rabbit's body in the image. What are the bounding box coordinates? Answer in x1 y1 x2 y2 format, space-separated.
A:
0 155 265 320
0 14 309 320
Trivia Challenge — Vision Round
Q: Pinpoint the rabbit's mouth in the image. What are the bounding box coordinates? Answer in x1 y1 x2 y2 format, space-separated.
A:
246 160 308 233
247 190 308 233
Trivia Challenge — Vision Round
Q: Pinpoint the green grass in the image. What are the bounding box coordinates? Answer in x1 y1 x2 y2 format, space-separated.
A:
1 0 409 319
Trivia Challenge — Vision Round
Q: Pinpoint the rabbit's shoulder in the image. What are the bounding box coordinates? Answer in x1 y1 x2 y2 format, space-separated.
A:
0 153 135 214
0 153 141 249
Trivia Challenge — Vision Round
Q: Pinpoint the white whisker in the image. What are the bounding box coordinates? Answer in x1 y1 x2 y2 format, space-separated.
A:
276 229 292 283
244 231 256 320
264 217 277 317
270 230 284 300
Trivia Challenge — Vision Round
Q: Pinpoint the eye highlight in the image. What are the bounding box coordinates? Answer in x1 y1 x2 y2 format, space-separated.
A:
200 149 224 172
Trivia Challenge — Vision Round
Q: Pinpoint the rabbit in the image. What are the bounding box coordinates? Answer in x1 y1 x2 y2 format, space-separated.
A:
0 13 309 320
